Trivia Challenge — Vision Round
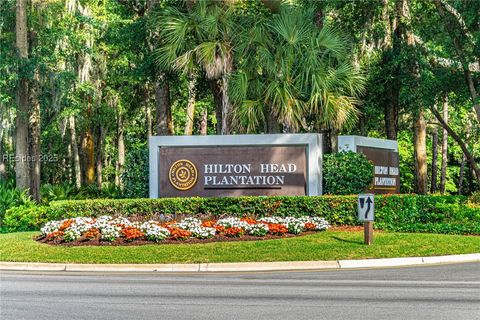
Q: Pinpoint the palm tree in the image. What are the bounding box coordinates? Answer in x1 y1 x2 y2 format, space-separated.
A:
230 4 366 134
152 0 235 135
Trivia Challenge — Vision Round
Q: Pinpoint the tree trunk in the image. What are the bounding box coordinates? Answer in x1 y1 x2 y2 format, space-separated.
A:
144 84 152 137
458 120 471 195
69 116 81 189
322 129 333 154
430 125 438 193
430 106 480 184
260 0 281 14
96 126 105 191
414 109 427 194
433 0 480 123
0 122 5 180
146 105 152 137
380 0 392 50
15 0 30 191
29 69 41 202
382 0 403 141
199 109 207 135
184 76 197 135
115 105 125 189
84 128 95 185
458 155 465 195
209 80 223 134
266 105 280 134
331 129 339 152
155 74 171 136
220 74 231 135
439 97 448 194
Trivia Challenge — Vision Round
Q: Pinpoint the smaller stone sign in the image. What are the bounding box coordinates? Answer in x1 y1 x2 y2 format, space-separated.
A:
338 136 400 194
358 146 400 194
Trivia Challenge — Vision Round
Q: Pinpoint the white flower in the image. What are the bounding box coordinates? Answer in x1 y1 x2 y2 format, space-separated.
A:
216 217 250 229
99 224 121 241
189 226 216 239
258 217 285 224
140 222 170 242
245 223 269 236
63 228 81 242
41 221 62 235
111 217 133 227
174 217 202 230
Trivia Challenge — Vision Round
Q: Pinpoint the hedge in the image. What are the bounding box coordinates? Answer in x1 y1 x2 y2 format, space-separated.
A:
2 194 479 235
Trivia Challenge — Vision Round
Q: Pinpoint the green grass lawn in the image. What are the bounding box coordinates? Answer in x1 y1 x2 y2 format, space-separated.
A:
0 231 478 264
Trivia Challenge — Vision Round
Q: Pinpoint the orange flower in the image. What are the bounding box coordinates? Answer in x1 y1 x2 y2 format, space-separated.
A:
268 223 288 235
240 217 257 225
304 222 316 231
201 220 217 228
170 228 192 240
121 227 144 241
84 228 100 239
214 225 225 232
59 219 73 231
45 231 64 241
224 227 244 237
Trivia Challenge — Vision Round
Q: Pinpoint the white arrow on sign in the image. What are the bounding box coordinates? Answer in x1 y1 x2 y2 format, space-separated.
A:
358 194 374 222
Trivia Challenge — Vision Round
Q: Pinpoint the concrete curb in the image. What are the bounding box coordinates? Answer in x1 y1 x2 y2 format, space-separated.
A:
1 253 479 272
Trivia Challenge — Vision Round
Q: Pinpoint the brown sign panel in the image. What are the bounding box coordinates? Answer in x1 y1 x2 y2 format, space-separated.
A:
357 146 400 194
159 146 307 197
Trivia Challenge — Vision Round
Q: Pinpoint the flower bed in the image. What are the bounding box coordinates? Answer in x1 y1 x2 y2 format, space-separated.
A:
36 215 330 246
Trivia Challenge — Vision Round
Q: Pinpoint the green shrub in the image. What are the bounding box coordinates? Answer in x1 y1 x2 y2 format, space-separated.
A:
3 205 49 231
41 183 77 203
468 191 480 207
122 148 149 198
323 151 374 195
0 180 34 224
3 194 479 235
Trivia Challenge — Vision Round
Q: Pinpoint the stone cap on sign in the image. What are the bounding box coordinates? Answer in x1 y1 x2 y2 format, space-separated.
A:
338 136 398 152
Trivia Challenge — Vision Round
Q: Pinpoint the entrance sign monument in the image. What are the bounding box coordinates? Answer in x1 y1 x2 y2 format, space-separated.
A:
338 135 400 194
149 134 323 198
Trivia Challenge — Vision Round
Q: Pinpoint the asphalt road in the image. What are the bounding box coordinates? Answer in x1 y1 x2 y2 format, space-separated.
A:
1 263 479 320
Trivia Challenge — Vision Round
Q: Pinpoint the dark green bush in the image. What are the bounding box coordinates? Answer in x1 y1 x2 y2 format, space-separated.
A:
468 191 480 206
122 148 148 198
323 151 374 195
0 180 34 224
3 194 479 235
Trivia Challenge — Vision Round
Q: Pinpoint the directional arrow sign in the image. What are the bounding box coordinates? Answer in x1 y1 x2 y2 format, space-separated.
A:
358 194 374 222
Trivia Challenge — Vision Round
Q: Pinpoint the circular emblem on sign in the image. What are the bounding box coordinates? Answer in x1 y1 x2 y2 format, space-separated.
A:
169 159 198 191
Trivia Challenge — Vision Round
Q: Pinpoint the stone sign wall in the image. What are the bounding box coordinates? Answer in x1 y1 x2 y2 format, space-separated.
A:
149 134 323 198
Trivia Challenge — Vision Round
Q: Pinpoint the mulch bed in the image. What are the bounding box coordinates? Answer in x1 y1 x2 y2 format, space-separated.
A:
35 226 374 247
35 232 313 247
